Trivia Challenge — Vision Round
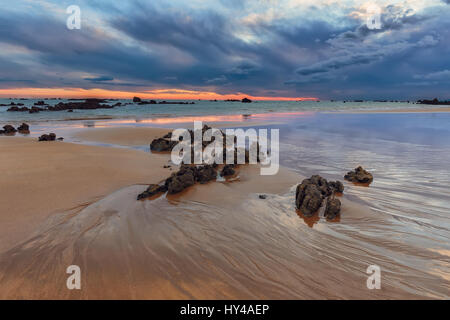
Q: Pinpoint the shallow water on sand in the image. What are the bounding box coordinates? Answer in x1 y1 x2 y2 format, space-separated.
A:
0 112 449 299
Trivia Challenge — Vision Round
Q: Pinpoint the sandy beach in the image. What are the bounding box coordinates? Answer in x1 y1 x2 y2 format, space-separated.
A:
0 134 170 251
1 114 449 299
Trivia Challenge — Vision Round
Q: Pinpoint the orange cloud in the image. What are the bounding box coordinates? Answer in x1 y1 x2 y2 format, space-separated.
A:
0 87 318 101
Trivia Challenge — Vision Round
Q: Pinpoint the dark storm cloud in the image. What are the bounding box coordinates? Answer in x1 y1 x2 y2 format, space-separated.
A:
0 1 449 99
83 76 114 82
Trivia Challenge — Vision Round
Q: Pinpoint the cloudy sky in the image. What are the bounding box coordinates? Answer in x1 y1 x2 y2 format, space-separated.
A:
0 0 449 99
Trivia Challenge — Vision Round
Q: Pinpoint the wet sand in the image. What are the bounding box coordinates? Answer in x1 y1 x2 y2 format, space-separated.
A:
335 107 450 114
71 122 280 147
73 127 171 147
1 122 449 300
0 136 170 252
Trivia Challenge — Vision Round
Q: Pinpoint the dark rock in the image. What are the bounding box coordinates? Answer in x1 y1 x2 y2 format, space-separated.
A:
162 132 172 139
259 194 267 199
150 138 178 152
295 181 323 217
220 164 235 176
7 106 29 112
324 197 341 220
417 98 450 106
3 125 17 134
57 137 64 141
344 166 373 184
67 109 73 112
29 106 43 114
47 99 115 111
295 175 344 218
165 166 196 194
38 133 56 141
137 184 166 200
309 175 332 197
34 101 46 106
328 180 344 193
194 165 217 184
133 96 142 103
17 123 30 134
241 97 252 103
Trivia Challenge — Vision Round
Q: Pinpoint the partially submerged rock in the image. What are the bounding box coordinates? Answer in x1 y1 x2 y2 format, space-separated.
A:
295 181 323 217
2 125 17 134
324 197 341 220
38 133 56 141
17 123 30 134
344 166 373 184
295 175 344 219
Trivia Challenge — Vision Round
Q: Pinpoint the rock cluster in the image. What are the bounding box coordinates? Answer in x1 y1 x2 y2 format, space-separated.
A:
295 175 344 220
7 99 120 113
241 97 252 103
132 96 194 105
344 166 373 184
138 163 235 200
150 125 254 166
417 98 450 106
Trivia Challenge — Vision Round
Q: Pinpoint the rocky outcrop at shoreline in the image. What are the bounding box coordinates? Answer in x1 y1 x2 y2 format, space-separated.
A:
1 125 17 134
17 123 30 134
417 98 450 106
295 175 344 220
38 133 56 141
0 123 31 135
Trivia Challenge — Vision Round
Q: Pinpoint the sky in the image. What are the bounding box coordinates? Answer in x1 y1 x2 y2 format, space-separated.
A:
0 0 449 100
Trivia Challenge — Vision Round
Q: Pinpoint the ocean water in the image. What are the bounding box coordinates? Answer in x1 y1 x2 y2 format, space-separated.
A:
1 108 449 299
0 98 438 125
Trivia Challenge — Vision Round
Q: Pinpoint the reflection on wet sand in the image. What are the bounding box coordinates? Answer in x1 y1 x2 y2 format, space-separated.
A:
1 112 449 299
0 178 447 299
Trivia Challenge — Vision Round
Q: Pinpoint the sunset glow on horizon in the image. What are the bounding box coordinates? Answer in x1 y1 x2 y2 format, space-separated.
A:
0 87 318 101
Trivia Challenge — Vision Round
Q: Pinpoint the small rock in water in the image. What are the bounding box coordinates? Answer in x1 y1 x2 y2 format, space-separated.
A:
259 194 267 199
38 133 56 141
324 197 341 220
2 125 17 134
17 123 30 134
57 137 64 141
344 166 373 184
